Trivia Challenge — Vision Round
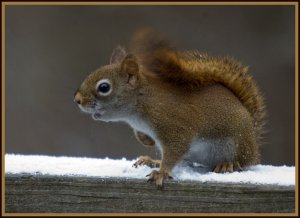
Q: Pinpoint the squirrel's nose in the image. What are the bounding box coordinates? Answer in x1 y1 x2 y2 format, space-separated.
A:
74 91 82 105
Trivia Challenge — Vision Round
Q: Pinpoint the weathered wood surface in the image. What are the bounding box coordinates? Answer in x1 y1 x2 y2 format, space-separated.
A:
5 173 295 213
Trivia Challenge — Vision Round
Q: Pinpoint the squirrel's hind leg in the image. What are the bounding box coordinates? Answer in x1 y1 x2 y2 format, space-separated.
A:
212 131 258 173
213 161 242 173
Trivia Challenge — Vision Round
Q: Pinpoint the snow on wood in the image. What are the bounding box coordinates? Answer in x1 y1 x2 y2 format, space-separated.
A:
5 154 295 186
5 154 295 213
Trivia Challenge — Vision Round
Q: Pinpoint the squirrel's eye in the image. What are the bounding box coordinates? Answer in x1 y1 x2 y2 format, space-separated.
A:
96 79 112 96
99 83 110 93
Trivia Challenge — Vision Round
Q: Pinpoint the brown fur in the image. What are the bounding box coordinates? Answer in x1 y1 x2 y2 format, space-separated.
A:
75 29 266 188
131 28 266 146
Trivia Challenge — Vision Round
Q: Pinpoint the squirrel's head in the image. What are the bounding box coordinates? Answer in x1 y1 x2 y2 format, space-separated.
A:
74 46 141 122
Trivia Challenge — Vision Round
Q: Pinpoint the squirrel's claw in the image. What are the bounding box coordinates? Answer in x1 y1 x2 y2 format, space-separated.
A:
146 170 173 189
213 161 243 173
233 161 243 172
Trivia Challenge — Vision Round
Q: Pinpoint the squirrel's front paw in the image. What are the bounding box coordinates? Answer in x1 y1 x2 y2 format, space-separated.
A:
146 170 173 189
133 156 161 168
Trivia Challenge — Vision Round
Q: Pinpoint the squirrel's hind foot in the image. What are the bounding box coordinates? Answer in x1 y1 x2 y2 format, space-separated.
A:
133 155 161 168
213 161 242 173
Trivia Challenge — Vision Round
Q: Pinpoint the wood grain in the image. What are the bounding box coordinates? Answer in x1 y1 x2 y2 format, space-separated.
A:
5 173 295 213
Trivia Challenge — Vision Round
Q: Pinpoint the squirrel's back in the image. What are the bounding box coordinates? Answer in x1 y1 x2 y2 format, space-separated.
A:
131 28 266 145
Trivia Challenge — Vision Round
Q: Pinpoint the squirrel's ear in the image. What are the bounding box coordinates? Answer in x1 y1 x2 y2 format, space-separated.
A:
110 46 127 64
121 54 139 87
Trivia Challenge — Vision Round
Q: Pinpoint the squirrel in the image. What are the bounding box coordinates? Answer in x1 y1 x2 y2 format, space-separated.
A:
74 28 266 188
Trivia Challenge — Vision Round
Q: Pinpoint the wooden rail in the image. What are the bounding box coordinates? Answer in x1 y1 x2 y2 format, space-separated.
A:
5 173 295 213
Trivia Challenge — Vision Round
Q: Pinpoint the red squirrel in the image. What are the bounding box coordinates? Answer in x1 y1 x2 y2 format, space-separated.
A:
74 29 266 188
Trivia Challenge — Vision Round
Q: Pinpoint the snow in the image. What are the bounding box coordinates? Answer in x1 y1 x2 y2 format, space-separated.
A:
5 154 295 186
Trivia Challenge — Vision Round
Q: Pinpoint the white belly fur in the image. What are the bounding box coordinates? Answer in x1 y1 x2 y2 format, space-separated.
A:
180 137 237 172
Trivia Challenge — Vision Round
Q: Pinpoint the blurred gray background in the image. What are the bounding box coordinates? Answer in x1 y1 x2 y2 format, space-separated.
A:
5 5 295 166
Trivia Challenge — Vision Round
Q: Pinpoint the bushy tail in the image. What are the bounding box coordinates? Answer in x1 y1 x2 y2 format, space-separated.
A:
130 28 266 143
